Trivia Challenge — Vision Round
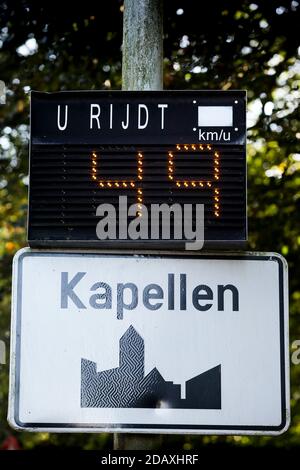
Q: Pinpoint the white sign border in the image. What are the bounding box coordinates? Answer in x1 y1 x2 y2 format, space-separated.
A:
8 248 290 435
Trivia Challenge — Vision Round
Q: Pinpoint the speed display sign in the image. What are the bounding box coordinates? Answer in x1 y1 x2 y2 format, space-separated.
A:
28 90 246 249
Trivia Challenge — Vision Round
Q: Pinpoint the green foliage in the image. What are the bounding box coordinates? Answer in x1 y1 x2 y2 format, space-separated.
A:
0 0 300 450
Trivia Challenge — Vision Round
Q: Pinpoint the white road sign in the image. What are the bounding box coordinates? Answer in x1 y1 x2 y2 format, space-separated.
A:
8 249 289 434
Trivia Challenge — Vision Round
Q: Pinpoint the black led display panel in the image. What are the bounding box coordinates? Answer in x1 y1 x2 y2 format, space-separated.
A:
28 90 247 249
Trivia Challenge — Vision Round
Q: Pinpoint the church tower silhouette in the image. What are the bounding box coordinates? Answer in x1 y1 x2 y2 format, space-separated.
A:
81 326 221 409
119 326 144 380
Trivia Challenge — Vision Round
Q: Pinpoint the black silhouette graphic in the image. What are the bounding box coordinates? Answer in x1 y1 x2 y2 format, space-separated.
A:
81 326 221 409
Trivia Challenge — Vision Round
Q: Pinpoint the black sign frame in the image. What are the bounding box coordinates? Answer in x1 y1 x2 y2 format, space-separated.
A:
28 90 247 249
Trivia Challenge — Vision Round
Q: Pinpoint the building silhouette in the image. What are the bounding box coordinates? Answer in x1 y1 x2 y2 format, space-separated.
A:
81 326 221 409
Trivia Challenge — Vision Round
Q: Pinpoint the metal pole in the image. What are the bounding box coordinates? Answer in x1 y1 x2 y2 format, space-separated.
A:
122 0 163 91
113 0 163 450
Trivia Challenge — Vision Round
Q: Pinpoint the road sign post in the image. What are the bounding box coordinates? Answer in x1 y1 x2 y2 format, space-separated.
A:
122 0 163 91
117 0 163 450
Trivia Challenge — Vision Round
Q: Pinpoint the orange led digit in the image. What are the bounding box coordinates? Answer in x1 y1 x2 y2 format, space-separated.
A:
137 152 143 216
170 144 220 218
91 151 143 215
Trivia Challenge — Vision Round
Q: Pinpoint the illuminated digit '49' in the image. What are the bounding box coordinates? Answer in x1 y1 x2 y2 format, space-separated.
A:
91 144 220 218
